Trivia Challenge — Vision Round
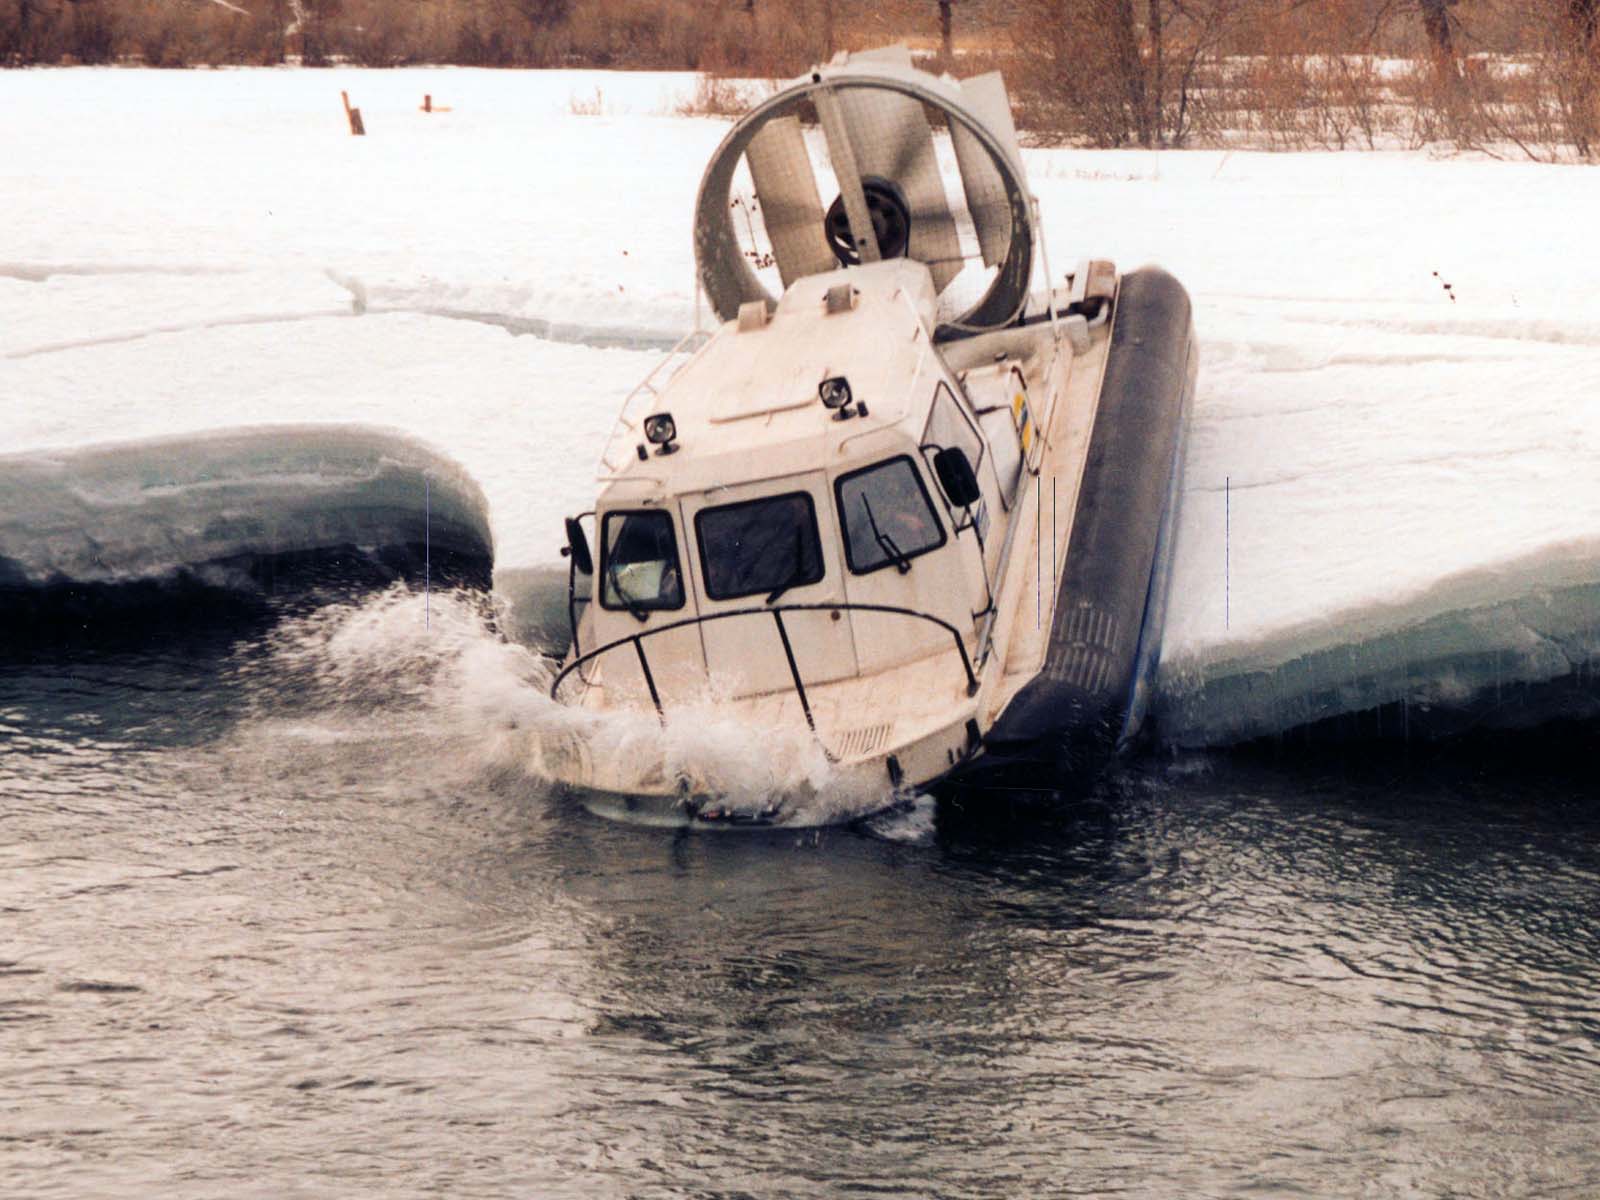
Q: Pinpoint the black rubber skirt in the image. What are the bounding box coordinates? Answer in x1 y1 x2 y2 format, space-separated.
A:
972 266 1198 787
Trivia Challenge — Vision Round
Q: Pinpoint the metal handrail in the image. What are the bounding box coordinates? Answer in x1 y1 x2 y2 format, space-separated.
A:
550 601 980 727
597 329 712 475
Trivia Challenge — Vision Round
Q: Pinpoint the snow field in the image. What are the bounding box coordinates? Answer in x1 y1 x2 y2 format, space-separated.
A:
3 66 1597 742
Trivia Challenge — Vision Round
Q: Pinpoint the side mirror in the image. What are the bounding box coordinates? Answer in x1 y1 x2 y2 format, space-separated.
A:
933 447 982 509
563 516 594 575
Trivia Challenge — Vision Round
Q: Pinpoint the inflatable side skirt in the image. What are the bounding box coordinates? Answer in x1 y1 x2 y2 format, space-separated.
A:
979 267 1197 780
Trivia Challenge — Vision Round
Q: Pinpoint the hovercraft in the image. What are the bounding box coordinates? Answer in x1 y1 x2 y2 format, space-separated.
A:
542 46 1197 823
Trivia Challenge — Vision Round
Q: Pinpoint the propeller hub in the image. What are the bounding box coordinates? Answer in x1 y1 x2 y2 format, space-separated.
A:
824 176 911 267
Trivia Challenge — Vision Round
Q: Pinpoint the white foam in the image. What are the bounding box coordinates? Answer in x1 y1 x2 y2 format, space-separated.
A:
243 588 897 827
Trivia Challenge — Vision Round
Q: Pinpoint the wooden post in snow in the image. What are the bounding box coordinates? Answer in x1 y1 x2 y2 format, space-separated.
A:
341 91 366 136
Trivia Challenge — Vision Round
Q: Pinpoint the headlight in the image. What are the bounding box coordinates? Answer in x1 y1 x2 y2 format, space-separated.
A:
643 412 677 450
818 377 852 410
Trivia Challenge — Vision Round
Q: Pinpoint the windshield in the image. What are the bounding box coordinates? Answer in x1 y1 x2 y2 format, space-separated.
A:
600 510 685 611
695 491 824 601
836 456 947 574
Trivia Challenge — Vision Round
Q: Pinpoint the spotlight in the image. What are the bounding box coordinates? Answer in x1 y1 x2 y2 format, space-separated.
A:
819 376 855 419
642 412 678 454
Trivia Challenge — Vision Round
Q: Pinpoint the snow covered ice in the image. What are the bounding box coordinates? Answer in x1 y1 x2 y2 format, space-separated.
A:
0 424 492 595
2 66 1596 745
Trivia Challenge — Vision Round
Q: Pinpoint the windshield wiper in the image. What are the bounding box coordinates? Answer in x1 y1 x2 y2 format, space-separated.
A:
765 526 807 604
606 560 651 623
860 496 912 574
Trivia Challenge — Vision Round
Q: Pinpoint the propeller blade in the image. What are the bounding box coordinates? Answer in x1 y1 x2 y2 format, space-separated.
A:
816 86 881 264
836 85 963 292
746 116 835 288
950 72 1024 269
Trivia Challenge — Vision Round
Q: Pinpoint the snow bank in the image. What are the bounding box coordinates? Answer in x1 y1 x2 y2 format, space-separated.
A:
1157 538 1600 743
0 425 491 610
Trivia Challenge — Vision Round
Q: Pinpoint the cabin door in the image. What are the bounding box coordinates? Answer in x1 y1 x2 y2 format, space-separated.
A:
590 505 708 708
678 472 859 701
832 454 979 676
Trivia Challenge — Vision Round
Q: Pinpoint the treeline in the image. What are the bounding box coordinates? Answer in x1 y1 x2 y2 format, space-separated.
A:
0 0 879 71
1009 0 1600 159
4 0 1598 158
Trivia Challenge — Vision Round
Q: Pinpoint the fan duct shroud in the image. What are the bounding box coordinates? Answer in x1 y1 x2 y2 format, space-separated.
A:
694 58 1037 338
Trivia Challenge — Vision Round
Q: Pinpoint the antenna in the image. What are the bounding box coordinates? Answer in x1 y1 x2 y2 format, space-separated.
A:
1033 196 1061 341
425 475 430 630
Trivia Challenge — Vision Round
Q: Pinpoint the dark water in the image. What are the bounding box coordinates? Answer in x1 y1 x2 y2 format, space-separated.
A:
4 596 1599 1198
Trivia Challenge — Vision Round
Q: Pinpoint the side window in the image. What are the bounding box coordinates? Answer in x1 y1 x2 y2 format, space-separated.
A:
696 492 824 601
923 382 986 477
600 510 685 611
923 381 991 535
836 456 947 574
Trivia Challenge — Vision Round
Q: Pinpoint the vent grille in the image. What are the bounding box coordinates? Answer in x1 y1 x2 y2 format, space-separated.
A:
1062 603 1121 653
1047 603 1122 693
831 722 895 760
1055 644 1114 692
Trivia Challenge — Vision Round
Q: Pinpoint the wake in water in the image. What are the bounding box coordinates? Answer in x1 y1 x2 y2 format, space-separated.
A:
225 586 901 828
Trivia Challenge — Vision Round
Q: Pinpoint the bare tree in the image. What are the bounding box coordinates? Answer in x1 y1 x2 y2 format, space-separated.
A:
6 0 39 62
1110 0 1152 144
1148 0 1164 141
1576 0 1600 41
1568 0 1600 152
514 0 569 25
1014 0 1249 147
1418 0 1454 63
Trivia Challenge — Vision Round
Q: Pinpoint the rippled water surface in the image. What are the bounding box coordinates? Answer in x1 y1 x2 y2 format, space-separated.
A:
3 597 1598 1198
